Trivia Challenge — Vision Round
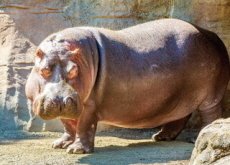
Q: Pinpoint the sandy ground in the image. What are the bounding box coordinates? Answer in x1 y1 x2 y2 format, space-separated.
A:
0 129 197 165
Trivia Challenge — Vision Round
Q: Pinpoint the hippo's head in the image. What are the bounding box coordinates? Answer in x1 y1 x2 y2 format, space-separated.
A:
26 28 98 120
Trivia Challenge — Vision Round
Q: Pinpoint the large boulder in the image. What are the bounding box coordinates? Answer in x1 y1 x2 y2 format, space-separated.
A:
189 118 230 165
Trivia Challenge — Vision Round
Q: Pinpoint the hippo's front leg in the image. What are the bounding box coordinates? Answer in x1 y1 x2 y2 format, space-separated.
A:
66 107 98 154
52 119 77 149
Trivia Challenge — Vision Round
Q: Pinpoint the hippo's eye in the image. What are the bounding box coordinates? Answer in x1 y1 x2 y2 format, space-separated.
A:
68 65 78 79
40 67 51 78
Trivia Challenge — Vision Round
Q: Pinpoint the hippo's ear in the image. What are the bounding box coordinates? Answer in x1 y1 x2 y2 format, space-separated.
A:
35 49 43 59
70 48 80 60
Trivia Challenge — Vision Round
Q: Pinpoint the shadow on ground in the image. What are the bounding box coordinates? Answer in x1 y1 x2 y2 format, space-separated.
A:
78 140 194 165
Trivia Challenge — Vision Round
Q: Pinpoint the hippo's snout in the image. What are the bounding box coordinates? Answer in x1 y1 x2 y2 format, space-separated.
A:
47 96 75 112
47 97 73 109
33 82 82 120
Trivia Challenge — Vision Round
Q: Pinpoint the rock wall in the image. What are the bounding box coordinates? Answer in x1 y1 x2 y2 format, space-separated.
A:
0 0 229 132
0 0 72 131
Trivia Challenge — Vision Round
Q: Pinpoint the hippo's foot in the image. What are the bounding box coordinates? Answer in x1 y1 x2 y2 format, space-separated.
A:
152 115 191 141
152 128 183 141
66 139 94 154
52 132 75 149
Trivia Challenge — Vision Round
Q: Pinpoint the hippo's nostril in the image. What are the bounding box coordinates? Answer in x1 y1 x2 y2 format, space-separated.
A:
64 97 73 105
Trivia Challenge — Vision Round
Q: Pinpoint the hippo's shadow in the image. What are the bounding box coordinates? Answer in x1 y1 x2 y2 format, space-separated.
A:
96 128 159 140
96 128 198 141
77 140 194 165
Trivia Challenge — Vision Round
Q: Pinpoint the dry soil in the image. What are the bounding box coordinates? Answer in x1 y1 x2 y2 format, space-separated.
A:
0 128 197 165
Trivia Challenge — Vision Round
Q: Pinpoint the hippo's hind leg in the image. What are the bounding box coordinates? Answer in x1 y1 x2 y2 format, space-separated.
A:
52 119 77 149
152 115 191 141
198 101 222 129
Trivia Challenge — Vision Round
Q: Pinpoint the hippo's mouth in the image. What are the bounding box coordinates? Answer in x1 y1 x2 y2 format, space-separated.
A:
33 94 82 120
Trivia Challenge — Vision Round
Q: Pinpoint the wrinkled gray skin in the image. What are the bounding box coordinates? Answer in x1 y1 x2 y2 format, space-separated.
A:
26 19 230 154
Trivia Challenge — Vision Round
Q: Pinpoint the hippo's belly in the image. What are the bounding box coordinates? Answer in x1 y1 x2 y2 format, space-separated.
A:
96 74 203 128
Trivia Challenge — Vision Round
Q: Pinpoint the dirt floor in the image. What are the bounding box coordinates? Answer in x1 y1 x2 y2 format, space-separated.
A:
0 128 197 165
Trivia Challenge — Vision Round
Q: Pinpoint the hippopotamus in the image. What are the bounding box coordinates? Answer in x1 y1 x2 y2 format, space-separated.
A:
25 18 229 154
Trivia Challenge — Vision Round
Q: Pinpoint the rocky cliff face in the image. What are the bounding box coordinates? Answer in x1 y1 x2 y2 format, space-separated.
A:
0 0 229 132
0 0 72 131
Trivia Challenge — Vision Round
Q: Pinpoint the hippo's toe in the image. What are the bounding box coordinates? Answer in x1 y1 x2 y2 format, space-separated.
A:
52 139 74 149
52 133 75 149
66 141 94 154
66 142 85 154
152 131 178 141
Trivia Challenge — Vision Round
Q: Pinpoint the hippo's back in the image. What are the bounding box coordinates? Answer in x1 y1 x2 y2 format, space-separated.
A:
93 18 229 88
